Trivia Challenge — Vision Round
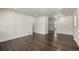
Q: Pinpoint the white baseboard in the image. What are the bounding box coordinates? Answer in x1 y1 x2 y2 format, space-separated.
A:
0 33 33 42
34 32 48 35
74 38 79 47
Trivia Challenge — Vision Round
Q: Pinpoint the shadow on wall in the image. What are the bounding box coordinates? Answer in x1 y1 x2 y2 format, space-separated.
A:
0 32 8 39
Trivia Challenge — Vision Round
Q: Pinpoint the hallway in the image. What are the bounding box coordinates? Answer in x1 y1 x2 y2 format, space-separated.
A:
0 32 78 51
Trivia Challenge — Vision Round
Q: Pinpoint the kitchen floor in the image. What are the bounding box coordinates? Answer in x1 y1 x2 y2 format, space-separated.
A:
0 32 79 51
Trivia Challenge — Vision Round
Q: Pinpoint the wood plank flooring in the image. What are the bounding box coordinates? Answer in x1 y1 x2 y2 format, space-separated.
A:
0 32 79 51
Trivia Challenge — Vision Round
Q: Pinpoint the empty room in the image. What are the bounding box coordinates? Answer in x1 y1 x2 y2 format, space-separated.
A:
0 8 79 51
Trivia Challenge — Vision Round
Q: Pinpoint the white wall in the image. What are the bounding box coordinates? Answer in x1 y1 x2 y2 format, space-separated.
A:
0 9 34 42
34 16 48 34
73 9 79 47
56 16 74 35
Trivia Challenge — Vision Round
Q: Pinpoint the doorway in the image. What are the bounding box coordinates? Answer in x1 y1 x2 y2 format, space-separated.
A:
48 16 56 33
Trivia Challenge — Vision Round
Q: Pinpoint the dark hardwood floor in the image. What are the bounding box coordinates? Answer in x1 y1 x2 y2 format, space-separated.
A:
0 32 79 51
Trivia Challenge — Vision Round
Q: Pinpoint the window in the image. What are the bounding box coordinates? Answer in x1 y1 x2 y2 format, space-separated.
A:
74 16 77 27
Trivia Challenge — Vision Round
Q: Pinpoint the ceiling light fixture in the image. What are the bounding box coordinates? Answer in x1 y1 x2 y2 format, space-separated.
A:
59 8 62 10
14 8 17 10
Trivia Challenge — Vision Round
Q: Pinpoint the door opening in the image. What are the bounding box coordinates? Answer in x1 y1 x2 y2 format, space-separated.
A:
48 16 56 33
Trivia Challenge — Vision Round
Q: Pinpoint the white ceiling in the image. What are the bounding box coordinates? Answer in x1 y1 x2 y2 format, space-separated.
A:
14 8 59 16
6 8 77 16
59 8 76 16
